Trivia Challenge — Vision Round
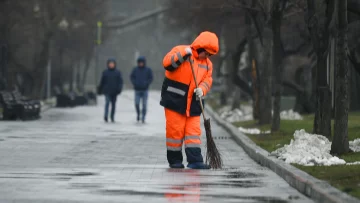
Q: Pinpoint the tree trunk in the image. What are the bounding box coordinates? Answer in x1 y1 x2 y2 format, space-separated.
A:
231 87 241 110
271 2 283 131
224 55 233 100
350 65 360 110
231 50 242 109
219 34 229 106
69 61 75 92
311 59 319 133
246 13 259 119
56 47 64 91
215 54 228 101
251 59 259 119
230 39 251 99
76 62 81 91
306 0 333 138
331 0 350 155
257 1 273 125
0 44 8 90
259 36 273 125
31 36 51 99
81 52 92 92
314 54 332 139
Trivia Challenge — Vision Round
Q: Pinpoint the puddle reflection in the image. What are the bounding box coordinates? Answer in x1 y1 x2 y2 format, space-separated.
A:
164 169 200 202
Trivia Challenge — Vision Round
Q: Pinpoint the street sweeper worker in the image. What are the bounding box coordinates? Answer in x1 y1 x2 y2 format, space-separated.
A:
160 31 219 169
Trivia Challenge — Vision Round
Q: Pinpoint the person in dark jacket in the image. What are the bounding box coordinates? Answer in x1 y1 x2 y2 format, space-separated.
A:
130 56 153 123
99 58 123 122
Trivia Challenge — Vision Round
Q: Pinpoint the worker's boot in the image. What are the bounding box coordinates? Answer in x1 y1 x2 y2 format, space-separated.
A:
169 163 185 169
187 162 210 169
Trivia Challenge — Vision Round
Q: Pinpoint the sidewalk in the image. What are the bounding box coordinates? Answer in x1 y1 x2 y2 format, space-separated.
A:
0 91 313 203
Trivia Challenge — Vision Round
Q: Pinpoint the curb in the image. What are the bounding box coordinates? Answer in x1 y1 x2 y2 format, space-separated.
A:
205 105 360 203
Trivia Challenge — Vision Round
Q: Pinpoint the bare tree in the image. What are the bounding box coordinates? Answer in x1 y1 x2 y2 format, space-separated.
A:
166 0 311 129
331 0 350 155
246 0 307 127
52 0 108 93
306 0 335 138
271 0 287 131
0 0 108 98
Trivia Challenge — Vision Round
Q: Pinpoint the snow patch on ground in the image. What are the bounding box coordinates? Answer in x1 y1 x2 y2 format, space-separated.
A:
216 104 360 166
271 129 346 166
350 138 360 152
218 105 303 122
271 130 360 166
346 161 360 165
218 106 253 122
280 110 303 120
238 127 271 135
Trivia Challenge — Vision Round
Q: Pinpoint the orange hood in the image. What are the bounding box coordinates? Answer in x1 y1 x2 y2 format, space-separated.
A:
191 31 219 57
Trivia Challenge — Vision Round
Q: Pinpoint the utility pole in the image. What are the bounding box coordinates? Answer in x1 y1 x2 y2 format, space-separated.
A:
95 21 102 93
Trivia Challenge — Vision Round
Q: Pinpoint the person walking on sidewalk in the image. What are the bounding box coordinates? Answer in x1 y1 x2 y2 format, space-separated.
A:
160 31 219 169
130 56 153 123
98 58 123 122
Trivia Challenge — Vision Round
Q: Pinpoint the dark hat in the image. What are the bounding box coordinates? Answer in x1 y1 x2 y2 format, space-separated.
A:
137 56 146 62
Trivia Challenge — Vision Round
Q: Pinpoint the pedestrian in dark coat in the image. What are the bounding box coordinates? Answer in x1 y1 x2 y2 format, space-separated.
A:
99 58 123 122
130 56 153 123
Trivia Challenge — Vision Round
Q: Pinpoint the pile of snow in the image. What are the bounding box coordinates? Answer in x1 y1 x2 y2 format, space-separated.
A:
271 129 346 166
280 109 303 120
220 108 244 122
238 127 270 135
347 161 360 165
218 106 253 122
350 138 360 152
241 105 253 115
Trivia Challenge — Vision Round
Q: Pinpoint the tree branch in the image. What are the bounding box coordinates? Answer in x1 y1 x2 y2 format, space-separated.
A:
283 9 303 18
283 41 309 57
246 11 264 46
283 80 305 93
255 0 267 15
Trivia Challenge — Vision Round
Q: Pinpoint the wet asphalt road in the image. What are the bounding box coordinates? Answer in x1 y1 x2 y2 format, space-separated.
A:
0 91 313 203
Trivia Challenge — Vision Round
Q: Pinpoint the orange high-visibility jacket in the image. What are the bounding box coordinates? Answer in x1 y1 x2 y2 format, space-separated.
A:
160 31 219 117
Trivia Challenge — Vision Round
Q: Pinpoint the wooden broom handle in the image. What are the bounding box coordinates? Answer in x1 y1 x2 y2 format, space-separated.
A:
188 57 207 120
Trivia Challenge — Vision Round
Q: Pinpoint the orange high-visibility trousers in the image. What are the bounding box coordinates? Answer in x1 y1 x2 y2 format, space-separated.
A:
165 108 204 165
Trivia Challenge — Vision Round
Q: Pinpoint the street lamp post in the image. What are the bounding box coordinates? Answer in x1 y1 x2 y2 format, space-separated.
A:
95 21 102 94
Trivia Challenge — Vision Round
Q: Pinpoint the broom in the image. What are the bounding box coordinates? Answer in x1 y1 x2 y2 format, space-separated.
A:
189 58 223 169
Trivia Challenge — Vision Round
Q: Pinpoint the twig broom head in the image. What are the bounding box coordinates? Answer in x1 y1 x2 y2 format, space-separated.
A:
204 118 223 169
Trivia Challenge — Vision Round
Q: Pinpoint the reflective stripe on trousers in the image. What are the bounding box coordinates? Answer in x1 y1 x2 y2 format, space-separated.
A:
184 135 201 148
166 138 183 151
